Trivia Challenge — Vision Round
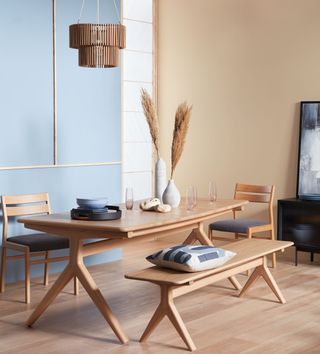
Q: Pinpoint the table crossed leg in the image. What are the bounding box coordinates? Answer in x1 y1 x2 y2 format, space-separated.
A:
183 222 242 291
26 238 129 344
26 265 74 327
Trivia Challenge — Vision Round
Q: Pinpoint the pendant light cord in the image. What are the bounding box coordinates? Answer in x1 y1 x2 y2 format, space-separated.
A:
77 0 121 24
97 0 100 24
112 0 121 23
77 0 86 23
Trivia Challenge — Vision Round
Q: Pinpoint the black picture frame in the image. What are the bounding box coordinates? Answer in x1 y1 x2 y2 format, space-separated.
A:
296 101 320 200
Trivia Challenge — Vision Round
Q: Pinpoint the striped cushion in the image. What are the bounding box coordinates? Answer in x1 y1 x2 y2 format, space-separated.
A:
146 245 236 272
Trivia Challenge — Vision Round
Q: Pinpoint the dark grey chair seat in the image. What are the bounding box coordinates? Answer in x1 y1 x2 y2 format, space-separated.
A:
7 233 69 252
209 219 267 234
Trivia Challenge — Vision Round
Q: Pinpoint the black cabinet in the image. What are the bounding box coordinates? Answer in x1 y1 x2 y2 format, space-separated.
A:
277 198 320 265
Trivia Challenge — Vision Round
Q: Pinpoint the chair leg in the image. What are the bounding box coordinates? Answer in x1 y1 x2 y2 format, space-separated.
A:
207 225 212 241
25 250 30 304
74 276 79 295
0 246 6 293
270 229 276 268
245 230 253 276
44 251 49 286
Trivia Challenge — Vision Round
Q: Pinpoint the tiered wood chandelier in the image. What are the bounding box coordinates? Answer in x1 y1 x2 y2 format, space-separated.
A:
69 0 126 68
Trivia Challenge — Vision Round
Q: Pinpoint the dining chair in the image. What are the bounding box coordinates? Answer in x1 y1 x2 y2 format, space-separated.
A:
0 193 78 303
208 183 276 268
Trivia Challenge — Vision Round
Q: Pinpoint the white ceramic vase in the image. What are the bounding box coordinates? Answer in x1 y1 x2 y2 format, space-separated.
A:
155 158 167 202
162 179 181 208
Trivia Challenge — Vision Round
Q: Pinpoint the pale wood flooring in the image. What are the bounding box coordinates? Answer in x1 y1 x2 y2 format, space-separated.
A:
1 239 320 354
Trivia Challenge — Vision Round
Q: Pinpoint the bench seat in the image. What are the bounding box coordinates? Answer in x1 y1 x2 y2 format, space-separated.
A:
125 238 293 351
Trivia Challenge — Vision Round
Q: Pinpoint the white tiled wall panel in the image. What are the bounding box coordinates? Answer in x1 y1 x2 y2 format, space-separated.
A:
123 81 152 112
123 20 152 53
123 0 152 22
123 171 152 200
123 51 152 82
123 112 151 142
123 142 152 173
122 0 154 201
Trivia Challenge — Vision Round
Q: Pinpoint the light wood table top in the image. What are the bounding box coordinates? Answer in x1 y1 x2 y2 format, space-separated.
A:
18 198 248 239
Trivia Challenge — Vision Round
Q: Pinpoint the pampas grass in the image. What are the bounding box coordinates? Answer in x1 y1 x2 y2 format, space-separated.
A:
141 89 160 159
170 102 192 179
141 88 192 179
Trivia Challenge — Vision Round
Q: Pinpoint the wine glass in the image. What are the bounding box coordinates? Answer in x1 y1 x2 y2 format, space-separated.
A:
186 186 197 210
209 181 217 203
125 187 134 210
192 186 197 208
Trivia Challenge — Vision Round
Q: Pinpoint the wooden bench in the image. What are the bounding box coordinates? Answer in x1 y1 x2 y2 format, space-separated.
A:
125 238 293 351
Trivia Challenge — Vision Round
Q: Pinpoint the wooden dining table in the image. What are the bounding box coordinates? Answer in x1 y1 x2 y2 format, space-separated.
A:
18 198 248 344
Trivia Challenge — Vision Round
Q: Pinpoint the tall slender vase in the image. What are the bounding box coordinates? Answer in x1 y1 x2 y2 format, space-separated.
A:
155 158 167 202
162 179 181 208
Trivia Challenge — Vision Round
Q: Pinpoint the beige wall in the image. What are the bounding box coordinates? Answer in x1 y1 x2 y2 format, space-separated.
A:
157 0 320 211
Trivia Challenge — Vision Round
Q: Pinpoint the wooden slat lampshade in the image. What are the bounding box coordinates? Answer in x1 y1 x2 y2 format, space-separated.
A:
69 23 126 68
78 46 119 68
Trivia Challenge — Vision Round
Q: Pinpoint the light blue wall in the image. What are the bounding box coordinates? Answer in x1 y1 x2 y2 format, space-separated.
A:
0 0 122 284
0 0 53 166
56 0 121 164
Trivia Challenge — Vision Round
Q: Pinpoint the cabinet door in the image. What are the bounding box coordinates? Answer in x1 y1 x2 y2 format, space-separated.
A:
279 201 320 248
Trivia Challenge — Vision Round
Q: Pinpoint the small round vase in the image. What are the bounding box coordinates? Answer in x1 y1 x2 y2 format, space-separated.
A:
162 179 181 208
155 158 167 202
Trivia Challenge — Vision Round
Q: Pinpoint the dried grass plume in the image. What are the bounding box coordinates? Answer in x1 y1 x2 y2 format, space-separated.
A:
171 102 192 179
141 89 160 159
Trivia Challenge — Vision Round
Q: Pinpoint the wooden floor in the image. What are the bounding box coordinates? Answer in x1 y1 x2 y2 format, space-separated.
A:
1 238 320 354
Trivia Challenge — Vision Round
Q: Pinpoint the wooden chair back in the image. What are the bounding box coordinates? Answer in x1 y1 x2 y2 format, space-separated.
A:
1 193 51 244
233 183 275 224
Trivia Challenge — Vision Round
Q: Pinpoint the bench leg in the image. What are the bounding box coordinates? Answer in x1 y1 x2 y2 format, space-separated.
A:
140 285 196 351
260 262 286 304
140 303 165 342
228 276 242 290
239 257 286 304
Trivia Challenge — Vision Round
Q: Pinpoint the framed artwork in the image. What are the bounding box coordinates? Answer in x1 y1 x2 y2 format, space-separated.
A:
297 101 320 200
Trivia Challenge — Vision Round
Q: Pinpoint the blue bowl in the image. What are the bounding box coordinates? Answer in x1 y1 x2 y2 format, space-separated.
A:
76 198 108 209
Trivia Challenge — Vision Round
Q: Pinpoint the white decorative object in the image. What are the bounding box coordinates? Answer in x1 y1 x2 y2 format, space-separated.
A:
155 158 167 202
154 204 171 213
162 179 181 208
139 198 171 213
140 198 161 210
